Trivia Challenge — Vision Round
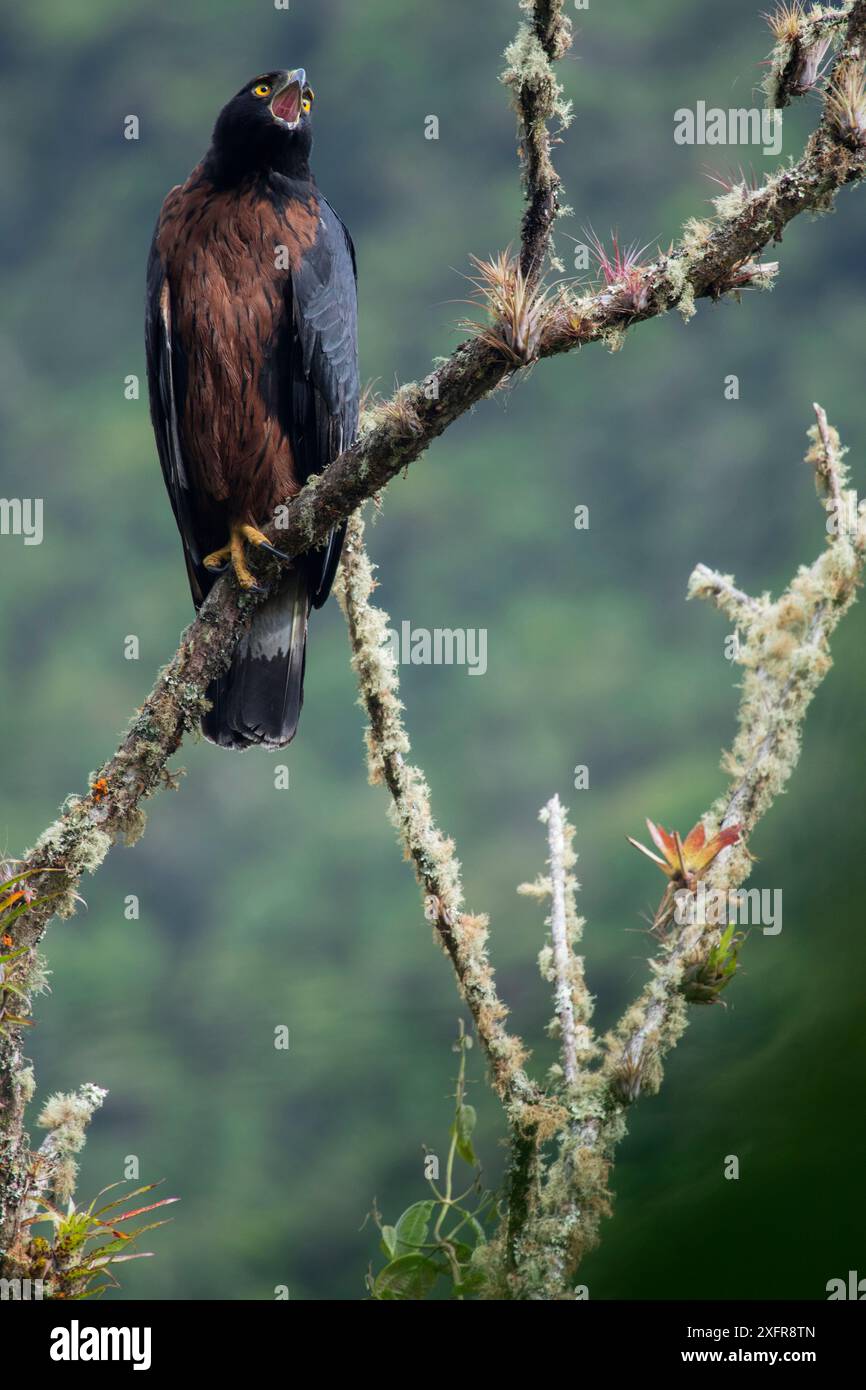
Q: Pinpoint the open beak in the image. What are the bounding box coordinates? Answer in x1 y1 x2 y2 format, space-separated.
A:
270 68 306 129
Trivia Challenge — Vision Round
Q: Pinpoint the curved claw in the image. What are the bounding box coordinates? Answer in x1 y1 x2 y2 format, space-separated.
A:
256 540 292 563
202 525 283 594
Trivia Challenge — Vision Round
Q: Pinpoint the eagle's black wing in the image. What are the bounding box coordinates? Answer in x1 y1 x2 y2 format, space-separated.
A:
145 229 212 609
273 192 359 607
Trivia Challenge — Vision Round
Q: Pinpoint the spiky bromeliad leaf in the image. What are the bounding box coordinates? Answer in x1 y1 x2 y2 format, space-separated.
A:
681 923 744 1004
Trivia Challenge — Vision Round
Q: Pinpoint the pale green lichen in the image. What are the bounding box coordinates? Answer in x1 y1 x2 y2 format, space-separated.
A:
665 254 698 323
601 325 628 353
34 1082 108 1206
296 472 322 545
681 216 714 257
16 1066 36 1105
24 812 112 921
361 384 423 442
520 798 598 1082
712 182 759 220
503 27 555 102
37 1082 108 1150
762 4 843 110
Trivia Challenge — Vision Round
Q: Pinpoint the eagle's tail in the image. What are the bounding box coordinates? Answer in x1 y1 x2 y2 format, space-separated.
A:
202 568 309 751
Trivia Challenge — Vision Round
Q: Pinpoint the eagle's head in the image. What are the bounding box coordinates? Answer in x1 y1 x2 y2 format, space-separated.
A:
211 69 315 181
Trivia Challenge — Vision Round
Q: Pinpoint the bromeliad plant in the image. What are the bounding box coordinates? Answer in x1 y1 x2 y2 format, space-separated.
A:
627 819 743 939
1 868 176 1297
23 1180 179 1301
0 868 68 1039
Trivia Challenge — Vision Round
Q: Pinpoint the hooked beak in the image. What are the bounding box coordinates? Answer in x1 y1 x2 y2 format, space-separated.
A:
270 68 306 129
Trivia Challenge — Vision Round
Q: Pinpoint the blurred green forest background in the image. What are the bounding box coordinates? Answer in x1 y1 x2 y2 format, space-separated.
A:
1 0 865 1300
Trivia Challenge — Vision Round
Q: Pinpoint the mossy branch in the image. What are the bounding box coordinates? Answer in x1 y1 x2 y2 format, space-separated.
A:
2 0 866 1283
338 407 863 1299
518 796 596 1087
502 0 573 280
333 511 547 1122
583 406 862 1293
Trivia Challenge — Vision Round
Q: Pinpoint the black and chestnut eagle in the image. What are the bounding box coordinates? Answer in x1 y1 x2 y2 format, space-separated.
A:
146 69 359 749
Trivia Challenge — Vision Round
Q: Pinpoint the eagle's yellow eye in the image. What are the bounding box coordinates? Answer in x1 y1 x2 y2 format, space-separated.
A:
302 87 315 113
253 83 271 98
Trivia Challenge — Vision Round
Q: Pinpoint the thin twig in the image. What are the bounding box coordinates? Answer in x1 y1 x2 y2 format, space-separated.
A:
542 796 578 1085
811 400 845 511
503 0 573 282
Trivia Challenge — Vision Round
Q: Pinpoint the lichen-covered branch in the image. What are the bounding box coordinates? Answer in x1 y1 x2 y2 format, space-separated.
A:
502 0 573 280
764 1 853 109
0 1080 107 1282
540 798 579 1085
552 406 865 1288
6 0 864 990
24 1084 108 1221
339 407 863 1300
3 0 866 1283
333 511 547 1121
518 796 596 1087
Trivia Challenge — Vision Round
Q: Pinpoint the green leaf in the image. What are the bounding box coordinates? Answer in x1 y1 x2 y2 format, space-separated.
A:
457 1211 488 1246
443 1240 473 1265
93 1181 164 1215
0 890 65 929
0 868 65 890
453 1266 487 1296
0 944 29 967
379 1225 397 1258
373 1254 441 1301
453 1104 477 1165
0 981 28 999
394 1200 435 1254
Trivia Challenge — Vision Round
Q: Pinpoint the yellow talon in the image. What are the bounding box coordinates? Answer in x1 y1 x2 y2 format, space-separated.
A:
230 528 258 589
202 523 286 590
202 543 231 571
239 524 271 548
